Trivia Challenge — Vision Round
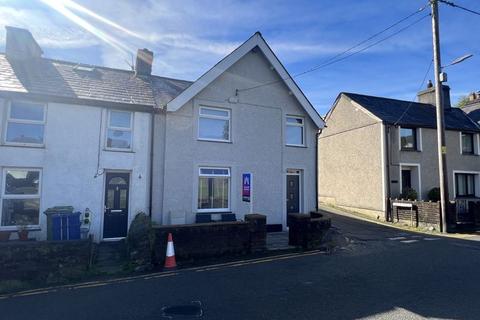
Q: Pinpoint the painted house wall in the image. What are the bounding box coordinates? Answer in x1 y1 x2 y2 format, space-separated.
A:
318 95 385 218
0 98 151 241
388 126 480 200
154 49 319 227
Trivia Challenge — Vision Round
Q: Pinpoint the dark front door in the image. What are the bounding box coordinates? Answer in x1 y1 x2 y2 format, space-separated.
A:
287 174 300 214
401 169 412 190
103 172 129 239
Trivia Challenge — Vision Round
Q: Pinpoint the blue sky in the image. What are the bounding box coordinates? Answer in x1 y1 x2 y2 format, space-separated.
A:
0 0 478 115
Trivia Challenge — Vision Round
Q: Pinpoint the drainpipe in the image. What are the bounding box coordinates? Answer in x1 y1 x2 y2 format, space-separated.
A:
385 124 392 221
148 109 155 218
315 129 322 211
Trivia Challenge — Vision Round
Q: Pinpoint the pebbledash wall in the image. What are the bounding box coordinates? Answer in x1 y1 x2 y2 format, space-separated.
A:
0 98 151 241
152 49 318 228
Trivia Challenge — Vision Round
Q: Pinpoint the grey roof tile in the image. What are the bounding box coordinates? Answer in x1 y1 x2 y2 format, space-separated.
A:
0 53 192 108
344 92 480 132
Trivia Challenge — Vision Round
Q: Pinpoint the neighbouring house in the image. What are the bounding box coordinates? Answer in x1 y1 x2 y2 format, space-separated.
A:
463 92 480 124
0 26 323 241
318 83 480 225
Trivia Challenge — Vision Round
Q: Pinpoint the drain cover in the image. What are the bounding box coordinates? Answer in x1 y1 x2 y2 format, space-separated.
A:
161 301 203 318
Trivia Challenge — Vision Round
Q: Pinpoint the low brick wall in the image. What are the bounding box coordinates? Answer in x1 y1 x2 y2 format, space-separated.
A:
288 212 331 250
152 214 266 265
0 239 93 285
390 199 441 228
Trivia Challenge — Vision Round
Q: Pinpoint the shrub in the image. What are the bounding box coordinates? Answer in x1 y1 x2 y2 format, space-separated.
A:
400 188 417 200
428 187 441 202
126 212 154 271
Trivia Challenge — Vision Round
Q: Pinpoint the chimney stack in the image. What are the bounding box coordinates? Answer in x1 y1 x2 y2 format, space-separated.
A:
5 26 43 60
417 81 451 109
135 48 153 76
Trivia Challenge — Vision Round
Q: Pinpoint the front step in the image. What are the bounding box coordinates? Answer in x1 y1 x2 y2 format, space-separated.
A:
94 240 127 274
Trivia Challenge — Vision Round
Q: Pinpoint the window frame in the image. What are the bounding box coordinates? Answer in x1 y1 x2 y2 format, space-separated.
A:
4 100 47 147
105 109 134 151
399 126 417 151
285 115 305 147
460 132 475 155
455 172 476 198
0 167 42 230
197 166 231 213
197 106 231 143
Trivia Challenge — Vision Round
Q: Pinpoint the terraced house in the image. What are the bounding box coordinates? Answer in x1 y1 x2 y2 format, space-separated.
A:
319 83 480 225
0 27 323 241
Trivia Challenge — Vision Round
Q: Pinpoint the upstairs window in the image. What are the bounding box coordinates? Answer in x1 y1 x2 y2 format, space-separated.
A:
1 168 41 227
5 101 46 146
198 107 230 142
106 110 133 150
197 167 230 212
400 127 417 151
455 173 476 198
286 116 305 146
461 132 474 155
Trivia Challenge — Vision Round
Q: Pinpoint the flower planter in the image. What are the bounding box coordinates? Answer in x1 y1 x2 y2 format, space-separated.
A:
0 231 11 242
17 230 29 241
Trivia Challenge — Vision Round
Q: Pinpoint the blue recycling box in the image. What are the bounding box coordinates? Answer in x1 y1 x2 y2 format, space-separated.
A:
44 206 81 241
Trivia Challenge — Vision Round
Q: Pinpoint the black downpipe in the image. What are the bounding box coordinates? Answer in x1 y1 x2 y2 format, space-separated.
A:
315 129 322 211
148 110 155 218
385 125 391 221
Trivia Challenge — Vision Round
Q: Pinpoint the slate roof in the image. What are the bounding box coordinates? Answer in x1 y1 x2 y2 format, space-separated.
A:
0 53 192 109
463 102 480 123
343 92 480 132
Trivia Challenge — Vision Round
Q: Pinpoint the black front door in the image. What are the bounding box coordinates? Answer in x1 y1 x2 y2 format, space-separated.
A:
103 172 129 239
287 174 300 214
401 169 412 190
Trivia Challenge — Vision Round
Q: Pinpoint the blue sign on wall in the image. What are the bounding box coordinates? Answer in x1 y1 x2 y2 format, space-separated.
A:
242 173 251 202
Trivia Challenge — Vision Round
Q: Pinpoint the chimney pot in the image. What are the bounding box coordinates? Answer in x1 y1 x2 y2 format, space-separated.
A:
135 48 153 76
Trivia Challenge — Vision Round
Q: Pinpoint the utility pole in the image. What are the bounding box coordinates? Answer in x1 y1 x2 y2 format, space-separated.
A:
430 0 449 233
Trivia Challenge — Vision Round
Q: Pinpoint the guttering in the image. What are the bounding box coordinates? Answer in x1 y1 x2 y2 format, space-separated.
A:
148 108 157 218
315 129 322 211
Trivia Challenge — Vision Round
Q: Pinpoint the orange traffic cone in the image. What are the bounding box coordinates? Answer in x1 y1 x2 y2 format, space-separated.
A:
164 233 177 269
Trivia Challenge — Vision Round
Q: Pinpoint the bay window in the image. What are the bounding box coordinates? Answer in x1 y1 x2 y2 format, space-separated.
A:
1 168 41 227
198 167 230 211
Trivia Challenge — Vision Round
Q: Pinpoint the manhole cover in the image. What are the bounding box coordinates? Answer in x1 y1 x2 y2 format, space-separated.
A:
161 301 203 318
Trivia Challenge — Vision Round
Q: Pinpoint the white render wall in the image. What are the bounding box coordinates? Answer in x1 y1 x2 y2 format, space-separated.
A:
0 98 151 241
153 49 319 228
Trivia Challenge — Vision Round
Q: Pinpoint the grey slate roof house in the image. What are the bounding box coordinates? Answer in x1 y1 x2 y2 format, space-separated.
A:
319 84 480 225
463 92 480 124
0 26 323 241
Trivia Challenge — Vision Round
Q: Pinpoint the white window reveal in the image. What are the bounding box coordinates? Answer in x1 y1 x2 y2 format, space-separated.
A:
1 169 41 227
198 107 230 142
106 110 133 150
5 101 46 145
198 167 230 212
286 116 305 146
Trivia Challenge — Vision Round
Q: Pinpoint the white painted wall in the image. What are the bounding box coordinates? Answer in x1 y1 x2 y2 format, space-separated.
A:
154 49 319 228
0 98 151 241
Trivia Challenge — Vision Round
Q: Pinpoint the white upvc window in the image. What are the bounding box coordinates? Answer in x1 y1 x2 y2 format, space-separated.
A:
197 167 230 212
1 168 41 228
286 116 305 146
5 101 46 146
460 132 478 155
106 110 133 150
198 106 231 142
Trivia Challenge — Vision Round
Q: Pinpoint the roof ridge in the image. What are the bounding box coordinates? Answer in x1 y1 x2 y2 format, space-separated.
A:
342 91 434 108
0 52 193 83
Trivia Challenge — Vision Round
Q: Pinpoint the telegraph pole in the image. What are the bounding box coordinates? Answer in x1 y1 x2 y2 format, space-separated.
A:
430 0 449 233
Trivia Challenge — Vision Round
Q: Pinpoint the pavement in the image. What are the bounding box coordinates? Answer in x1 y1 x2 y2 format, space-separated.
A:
2 210 480 320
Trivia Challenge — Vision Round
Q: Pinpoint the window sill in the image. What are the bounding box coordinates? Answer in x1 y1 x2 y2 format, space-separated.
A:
103 148 135 153
286 144 307 148
400 149 421 152
1 143 45 149
0 226 41 232
461 153 479 156
197 210 232 214
197 138 232 144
